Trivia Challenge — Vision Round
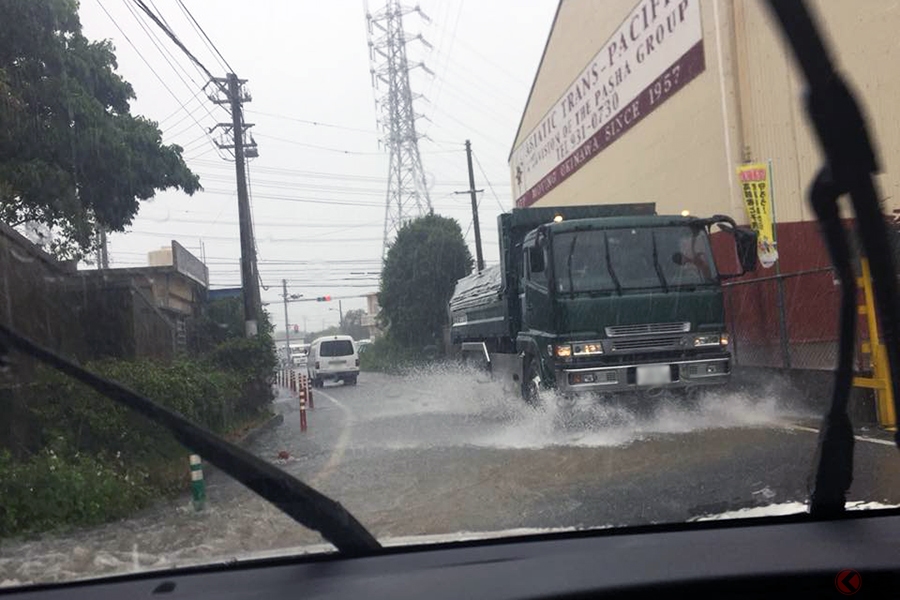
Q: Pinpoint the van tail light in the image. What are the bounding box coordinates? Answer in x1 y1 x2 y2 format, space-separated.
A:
355 358 360 366
315 361 320 369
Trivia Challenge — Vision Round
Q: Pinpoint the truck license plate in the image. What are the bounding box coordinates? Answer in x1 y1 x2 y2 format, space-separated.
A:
636 365 671 386
329 360 346 366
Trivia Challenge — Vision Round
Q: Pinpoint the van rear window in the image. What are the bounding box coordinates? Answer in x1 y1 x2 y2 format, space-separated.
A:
320 340 354 357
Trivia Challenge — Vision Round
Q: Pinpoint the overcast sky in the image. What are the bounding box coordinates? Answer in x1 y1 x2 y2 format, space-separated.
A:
75 0 557 332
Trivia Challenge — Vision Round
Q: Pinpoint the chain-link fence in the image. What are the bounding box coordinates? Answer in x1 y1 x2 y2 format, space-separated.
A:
724 266 845 371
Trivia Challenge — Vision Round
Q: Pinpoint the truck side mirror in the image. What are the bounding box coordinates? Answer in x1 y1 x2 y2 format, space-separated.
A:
734 227 758 274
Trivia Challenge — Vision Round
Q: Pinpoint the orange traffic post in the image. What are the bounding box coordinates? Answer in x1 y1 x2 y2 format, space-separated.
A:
298 378 308 432
304 374 314 409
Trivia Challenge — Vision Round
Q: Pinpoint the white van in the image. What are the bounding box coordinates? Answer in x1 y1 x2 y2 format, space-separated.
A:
307 335 359 387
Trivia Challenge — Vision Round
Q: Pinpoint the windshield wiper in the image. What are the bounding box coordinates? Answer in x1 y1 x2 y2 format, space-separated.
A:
650 231 669 293
765 0 900 516
0 322 381 556
603 233 623 295
566 234 578 294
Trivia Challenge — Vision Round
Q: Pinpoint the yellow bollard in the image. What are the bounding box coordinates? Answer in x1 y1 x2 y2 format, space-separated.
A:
852 258 896 430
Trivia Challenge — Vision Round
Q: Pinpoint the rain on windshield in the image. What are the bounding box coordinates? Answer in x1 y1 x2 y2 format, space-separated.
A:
3 0 900 589
553 226 716 293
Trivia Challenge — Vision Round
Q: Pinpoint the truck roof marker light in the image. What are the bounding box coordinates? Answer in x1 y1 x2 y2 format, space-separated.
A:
553 214 563 222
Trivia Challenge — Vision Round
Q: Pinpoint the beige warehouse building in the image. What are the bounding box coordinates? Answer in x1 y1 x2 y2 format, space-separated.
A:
508 0 900 370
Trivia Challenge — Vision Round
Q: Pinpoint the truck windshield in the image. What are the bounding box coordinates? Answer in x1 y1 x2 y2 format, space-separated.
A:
553 226 716 293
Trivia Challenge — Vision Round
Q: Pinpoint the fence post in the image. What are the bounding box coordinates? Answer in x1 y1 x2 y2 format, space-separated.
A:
726 285 739 364
775 275 792 369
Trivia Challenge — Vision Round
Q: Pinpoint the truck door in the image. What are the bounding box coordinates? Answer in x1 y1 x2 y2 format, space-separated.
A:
523 241 553 333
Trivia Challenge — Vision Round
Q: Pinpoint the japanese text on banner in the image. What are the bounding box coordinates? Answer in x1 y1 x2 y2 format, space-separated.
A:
737 163 778 268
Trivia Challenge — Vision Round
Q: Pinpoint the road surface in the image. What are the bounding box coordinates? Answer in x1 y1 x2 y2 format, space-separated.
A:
3 367 900 585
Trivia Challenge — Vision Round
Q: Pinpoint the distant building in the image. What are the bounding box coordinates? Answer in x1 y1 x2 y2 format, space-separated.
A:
73 241 209 356
362 291 382 339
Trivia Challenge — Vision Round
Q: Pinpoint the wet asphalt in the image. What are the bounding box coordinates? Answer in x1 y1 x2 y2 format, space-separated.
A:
3 367 900 585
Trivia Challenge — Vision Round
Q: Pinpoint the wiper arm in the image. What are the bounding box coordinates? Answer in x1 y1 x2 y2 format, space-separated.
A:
566 234 577 294
603 234 623 295
0 322 381 556
765 0 900 515
651 231 669 293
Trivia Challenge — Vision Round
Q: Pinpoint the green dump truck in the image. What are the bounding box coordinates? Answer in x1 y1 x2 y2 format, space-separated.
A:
448 203 757 404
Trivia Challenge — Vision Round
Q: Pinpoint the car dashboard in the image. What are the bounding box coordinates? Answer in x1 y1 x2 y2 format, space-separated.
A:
4 511 900 599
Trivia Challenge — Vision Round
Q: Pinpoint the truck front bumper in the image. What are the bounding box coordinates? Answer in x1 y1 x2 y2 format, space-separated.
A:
555 355 731 394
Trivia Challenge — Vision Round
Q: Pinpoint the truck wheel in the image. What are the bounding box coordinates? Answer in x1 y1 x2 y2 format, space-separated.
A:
521 356 545 408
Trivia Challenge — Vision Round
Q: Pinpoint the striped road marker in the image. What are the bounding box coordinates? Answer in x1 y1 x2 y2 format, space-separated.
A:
189 454 206 511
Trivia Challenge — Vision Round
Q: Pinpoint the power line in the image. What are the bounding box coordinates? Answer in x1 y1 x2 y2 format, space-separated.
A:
244 110 380 135
176 0 234 73
473 150 508 212
252 133 386 155
97 0 201 129
128 0 218 83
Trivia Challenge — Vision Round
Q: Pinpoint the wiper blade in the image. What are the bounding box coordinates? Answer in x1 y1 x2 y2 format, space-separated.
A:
0 322 381 556
765 0 900 515
603 233 623 295
651 231 669 293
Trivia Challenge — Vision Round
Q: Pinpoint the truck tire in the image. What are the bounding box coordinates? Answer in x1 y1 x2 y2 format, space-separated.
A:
346 375 358 386
521 356 545 408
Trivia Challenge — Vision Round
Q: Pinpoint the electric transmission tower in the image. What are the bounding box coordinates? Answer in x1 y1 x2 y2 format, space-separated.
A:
366 1 434 258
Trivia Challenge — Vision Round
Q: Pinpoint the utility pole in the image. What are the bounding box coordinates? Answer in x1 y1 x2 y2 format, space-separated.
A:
339 299 344 331
95 228 109 269
209 73 261 337
456 140 485 272
282 279 291 364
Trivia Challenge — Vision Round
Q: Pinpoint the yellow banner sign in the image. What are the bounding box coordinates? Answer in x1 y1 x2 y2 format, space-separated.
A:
737 162 778 268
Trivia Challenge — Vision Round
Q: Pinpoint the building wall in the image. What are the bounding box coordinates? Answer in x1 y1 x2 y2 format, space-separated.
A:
511 0 900 224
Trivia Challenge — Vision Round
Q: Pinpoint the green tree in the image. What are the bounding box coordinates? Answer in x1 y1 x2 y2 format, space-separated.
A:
379 214 473 349
0 0 201 258
341 308 370 340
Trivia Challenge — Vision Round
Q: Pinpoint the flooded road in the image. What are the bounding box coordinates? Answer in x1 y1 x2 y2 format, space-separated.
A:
3 367 900 586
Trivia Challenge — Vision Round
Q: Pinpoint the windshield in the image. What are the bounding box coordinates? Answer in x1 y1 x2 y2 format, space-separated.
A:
4 0 900 590
319 340 354 357
554 226 716 293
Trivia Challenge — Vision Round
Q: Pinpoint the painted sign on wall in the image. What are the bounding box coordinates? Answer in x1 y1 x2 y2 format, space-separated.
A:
511 0 705 207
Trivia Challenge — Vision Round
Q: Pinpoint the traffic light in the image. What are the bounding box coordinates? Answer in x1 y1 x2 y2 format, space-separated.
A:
316 295 332 302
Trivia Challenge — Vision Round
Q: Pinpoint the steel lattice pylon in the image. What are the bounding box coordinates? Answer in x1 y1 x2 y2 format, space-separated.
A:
366 0 433 259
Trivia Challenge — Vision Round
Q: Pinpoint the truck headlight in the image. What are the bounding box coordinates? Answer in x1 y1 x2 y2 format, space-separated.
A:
554 344 572 358
573 342 603 356
693 334 725 347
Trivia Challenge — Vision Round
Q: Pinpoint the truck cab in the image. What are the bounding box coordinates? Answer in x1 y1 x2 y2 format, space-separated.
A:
518 216 741 398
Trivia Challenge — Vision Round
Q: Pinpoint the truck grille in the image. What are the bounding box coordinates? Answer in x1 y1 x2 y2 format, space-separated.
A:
611 336 682 351
605 322 690 337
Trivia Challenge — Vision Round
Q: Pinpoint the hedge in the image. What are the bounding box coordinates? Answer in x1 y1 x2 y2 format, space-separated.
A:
0 338 276 538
